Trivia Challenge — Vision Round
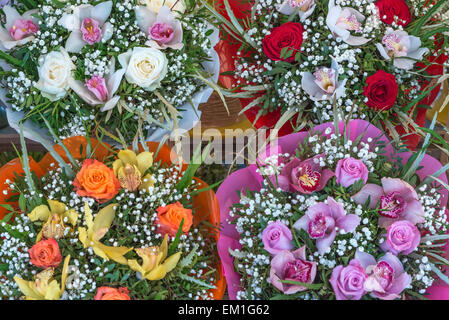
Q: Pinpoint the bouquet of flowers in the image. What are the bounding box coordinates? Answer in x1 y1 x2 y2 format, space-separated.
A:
0 0 221 145
0 135 225 300
205 0 449 148
217 119 449 300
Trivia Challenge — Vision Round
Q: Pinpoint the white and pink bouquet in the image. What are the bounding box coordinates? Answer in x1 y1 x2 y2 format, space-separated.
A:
217 119 449 300
206 0 449 149
0 0 220 144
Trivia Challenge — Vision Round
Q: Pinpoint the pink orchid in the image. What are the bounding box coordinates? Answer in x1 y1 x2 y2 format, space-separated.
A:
270 246 317 294
0 6 39 50
280 154 334 194
135 5 183 50
293 197 361 254
58 1 113 53
355 250 411 300
352 177 425 228
85 76 108 102
69 57 125 112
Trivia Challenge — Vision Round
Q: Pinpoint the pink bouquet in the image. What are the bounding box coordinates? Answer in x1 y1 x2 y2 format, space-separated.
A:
217 119 449 300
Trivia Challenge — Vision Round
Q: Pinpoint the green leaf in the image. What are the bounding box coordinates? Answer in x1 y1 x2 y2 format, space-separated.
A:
175 141 212 191
178 244 198 269
178 272 217 289
18 193 26 212
168 218 184 256
0 204 14 212
278 280 323 290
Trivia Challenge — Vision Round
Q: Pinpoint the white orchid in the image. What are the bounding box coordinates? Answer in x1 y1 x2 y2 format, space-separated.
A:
326 0 370 46
58 1 113 53
301 59 347 102
376 28 429 70
278 0 316 22
0 5 39 50
69 57 125 112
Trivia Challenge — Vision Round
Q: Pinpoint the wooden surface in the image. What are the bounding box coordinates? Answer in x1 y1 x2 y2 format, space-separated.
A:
198 92 245 128
0 126 45 152
0 93 246 152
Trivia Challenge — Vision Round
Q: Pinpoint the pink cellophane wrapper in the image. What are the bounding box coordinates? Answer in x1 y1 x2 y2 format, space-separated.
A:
217 119 449 300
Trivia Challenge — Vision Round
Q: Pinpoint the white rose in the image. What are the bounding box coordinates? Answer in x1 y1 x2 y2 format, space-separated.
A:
141 0 186 15
118 47 168 91
34 49 75 101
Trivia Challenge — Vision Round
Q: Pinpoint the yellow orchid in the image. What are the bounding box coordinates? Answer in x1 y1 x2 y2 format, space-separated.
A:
113 149 155 192
78 202 132 265
28 200 78 241
14 255 70 300
128 234 181 281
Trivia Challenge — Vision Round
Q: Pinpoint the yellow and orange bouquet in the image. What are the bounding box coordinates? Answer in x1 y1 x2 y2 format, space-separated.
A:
0 137 225 300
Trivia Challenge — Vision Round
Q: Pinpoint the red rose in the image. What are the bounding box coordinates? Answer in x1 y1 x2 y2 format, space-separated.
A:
262 22 304 62
363 70 398 111
28 238 63 269
375 0 411 26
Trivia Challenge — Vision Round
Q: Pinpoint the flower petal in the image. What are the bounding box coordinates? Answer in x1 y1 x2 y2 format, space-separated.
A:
351 183 383 209
28 205 51 222
65 30 86 53
136 151 154 175
355 250 376 269
91 0 113 25
135 6 156 34
118 149 138 166
48 199 67 215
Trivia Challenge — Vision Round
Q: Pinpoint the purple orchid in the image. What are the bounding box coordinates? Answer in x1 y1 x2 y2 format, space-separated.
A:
270 246 317 294
293 197 361 254
355 250 411 300
352 177 425 228
135 5 183 50
280 154 334 194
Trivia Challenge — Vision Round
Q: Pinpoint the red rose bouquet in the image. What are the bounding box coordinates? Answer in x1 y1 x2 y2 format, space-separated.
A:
206 0 449 148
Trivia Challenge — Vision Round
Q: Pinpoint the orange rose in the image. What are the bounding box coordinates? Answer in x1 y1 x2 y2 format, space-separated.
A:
73 159 120 202
94 287 131 300
156 202 193 236
28 238 62 269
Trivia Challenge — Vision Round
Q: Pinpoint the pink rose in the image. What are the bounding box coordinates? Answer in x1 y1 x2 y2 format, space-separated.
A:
330 259 367 300
270 247 317 294
335 158 368 188
262 220 294 255
381 220 421 255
